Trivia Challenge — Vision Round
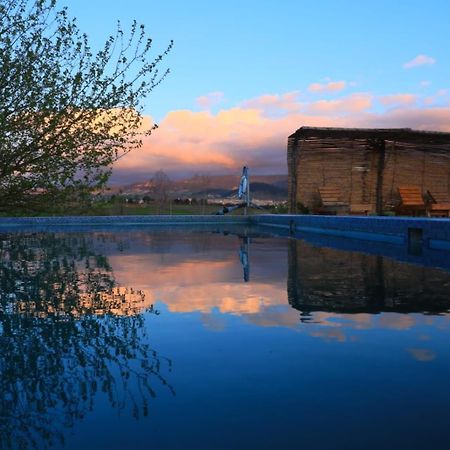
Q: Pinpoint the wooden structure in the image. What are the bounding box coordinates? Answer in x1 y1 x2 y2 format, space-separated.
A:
287 127 450 215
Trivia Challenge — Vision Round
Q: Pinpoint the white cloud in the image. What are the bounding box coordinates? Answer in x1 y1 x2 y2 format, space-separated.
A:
403 54 436 69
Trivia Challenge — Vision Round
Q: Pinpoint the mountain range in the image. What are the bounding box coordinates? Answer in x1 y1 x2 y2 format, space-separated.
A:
108 174 288 200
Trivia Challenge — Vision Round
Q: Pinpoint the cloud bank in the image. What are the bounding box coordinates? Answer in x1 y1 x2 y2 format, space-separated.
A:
112 89 450 183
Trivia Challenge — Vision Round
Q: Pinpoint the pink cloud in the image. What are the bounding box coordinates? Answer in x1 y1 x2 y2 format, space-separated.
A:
241 91 301 115
379 94 416 106
196 91 224 110
308 80 346 93
306 93 373 115
403 54 436 69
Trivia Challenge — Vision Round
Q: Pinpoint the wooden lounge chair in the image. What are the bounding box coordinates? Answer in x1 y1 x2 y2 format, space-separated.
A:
315 186 349 215
395 186 426 216
426 190 450 217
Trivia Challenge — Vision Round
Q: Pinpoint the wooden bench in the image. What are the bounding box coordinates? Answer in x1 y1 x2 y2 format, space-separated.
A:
395 186 427 216
315 187 349 215
427 190 450 217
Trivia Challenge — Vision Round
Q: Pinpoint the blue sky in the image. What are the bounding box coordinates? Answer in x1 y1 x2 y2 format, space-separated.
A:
61 0 450 181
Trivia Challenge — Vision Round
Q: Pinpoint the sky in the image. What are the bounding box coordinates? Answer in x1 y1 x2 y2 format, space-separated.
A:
60 0 450 183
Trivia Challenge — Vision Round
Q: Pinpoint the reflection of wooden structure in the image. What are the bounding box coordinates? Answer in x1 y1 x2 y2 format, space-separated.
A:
287 239 450 315
427 190 450 217
288 127 450 215
395 186 427 216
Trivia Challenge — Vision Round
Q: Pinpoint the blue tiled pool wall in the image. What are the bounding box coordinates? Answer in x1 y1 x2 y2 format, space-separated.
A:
1 214 449 246
251 215 450 271
251 215 450 249
0 214 449 269
0 215 249 227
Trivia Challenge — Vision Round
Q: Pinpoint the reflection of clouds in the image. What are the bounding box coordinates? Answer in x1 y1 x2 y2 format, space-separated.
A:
149 283 285 315
407 348 436 362
301 312 450 345
109 255 237 288
200 313 227 332
100 233 297 328
109 250 288 316
310 328 347 342
307 312 450 331
198 306 301 331
243 306 300 329
418 334 431 341
378 315 417 330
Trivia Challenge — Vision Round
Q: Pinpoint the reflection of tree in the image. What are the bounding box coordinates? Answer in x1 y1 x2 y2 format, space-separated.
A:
0 233 173 450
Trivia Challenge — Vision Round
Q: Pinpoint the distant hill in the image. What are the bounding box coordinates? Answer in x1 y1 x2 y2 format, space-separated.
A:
108 174 288 201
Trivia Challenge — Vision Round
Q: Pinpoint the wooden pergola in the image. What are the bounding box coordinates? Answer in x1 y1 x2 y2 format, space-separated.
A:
287 127 450 215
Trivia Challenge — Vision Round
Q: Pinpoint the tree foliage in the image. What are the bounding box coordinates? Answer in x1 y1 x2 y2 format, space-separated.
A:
0 0 172 213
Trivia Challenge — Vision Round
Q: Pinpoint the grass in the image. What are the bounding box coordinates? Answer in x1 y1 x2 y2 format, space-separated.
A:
0 198 288 217
90 203 267 216
1 202 268 217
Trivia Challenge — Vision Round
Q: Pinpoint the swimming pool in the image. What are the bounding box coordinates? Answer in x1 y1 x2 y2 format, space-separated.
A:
1 226 450 450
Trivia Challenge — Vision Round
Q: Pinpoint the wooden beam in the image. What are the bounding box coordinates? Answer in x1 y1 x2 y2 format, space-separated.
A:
290 127 450 146
367 138 386 215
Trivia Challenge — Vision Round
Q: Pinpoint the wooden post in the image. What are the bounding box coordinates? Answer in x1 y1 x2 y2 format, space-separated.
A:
287 137 299 213
374 138 386 216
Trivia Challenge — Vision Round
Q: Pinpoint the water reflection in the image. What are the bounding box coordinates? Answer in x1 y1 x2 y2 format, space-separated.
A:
0 233 172 450
239 236 250 282
99 231 289 322
287 239 450 316
2 229 450 449
59 229 450 328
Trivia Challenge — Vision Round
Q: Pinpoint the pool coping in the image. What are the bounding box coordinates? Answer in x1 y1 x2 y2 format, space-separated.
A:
0 215 250 227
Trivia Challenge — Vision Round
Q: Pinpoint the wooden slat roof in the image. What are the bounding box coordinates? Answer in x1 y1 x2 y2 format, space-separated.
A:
289 126 450 145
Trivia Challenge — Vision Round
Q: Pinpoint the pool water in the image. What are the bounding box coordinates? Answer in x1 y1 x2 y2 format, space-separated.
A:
1 228 450 450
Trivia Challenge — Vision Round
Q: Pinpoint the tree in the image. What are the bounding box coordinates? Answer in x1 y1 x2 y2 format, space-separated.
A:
0 0 172 213
151 169 171 213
